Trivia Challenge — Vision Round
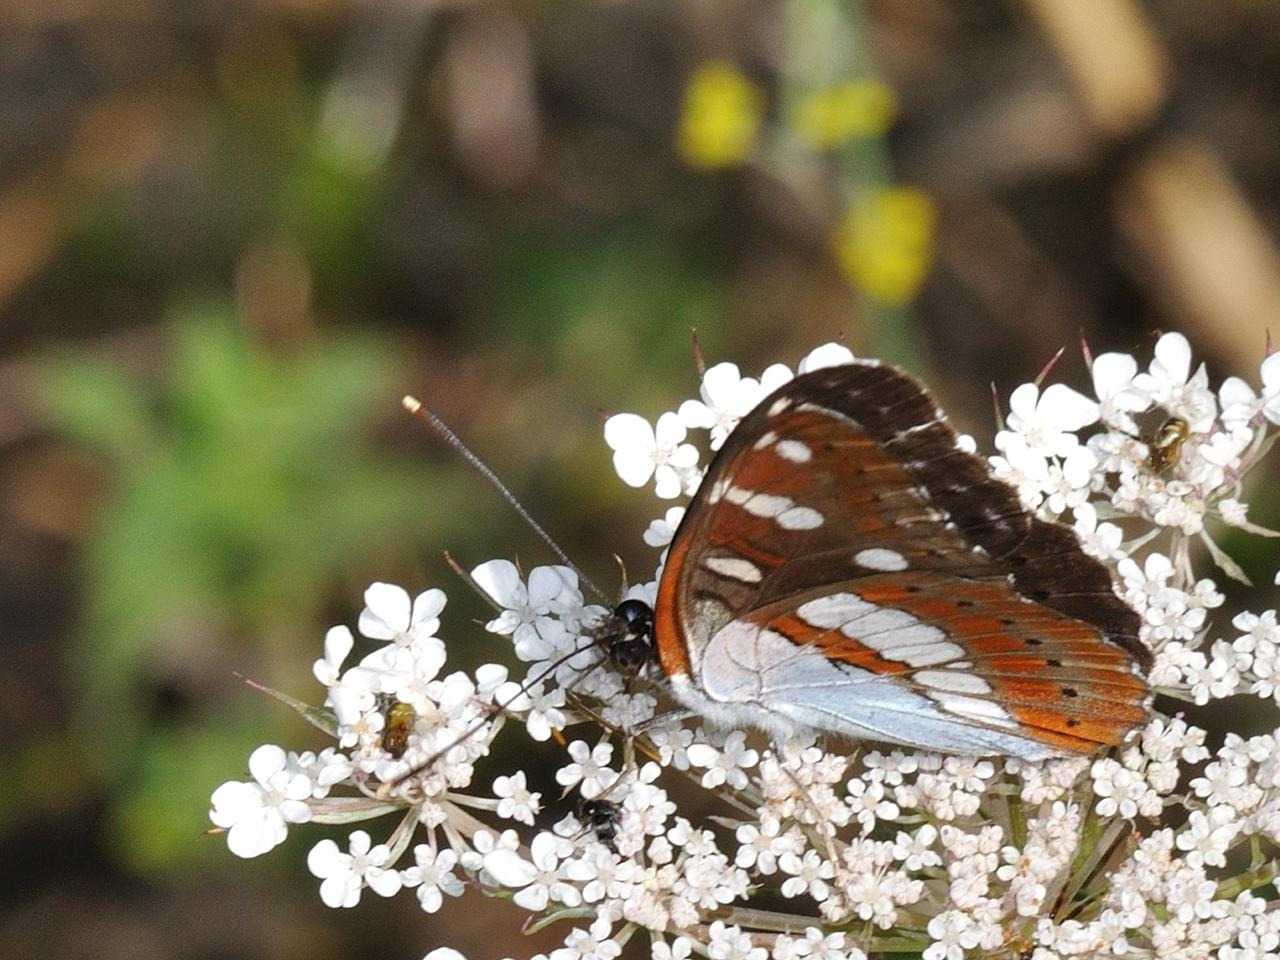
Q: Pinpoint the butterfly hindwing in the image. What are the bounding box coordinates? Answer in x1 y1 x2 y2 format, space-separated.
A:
653 361 1149 758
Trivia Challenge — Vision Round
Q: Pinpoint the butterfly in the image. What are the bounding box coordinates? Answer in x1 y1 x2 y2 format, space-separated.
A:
624 360 1151 761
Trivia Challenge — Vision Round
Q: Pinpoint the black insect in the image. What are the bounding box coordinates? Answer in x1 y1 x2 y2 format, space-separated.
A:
577 797 623 850
593 598 655 675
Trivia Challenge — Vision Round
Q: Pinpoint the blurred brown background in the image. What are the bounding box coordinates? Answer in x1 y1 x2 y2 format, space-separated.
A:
2 1 1280 958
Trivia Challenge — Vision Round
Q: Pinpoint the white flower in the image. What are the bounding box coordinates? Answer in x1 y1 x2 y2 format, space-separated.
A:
651 937 692 960
1001 382 1099 457
989 432 1051 510
358 582 446 645
307 830 403 908
470 560 585 660
556 740 617 798
846 777 900 831
734 813 795 873
604 411 699 498
644 506 686 548
1132 332 1216 430
513 682 568 742
401 845 465 913
778 849 834 901
357 584 448 682
328 680 382 748
1091 351 1151 432
1175 808 1241 868
1220 375 1261 431
1119 552 1176 612
924 910 980 960
295 747 352 796
494 771 541 825
1261 351 1280 425
1072 501 1125 560
550 917 621 960
677 362 793 450
210 744 314 858
706 921 767 960
1219 497 1250 526
1043 444 1097 515
797 342 855 372
313 625 354 687
893 824 941 870
686 731 758 789
483 831 580 910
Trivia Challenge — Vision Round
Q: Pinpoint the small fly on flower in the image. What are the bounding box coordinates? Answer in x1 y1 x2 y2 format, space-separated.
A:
380 699 416 759
1144 415 1191 474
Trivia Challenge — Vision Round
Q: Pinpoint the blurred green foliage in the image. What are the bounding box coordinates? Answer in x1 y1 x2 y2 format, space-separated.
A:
24 302 470 873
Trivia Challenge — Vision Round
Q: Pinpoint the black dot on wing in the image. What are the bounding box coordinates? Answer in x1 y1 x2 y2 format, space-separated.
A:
1025 638 1042 646
955 599 975 608
1061 687 1079 698
1067 718 1080 728
1046 658 1062 667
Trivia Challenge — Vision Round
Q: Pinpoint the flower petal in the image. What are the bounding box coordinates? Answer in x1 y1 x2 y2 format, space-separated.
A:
1153 332 1192 384
1038 384 1099 431
482 848 538 887
470 560 524 608
603 412 655 453
248 744 287 787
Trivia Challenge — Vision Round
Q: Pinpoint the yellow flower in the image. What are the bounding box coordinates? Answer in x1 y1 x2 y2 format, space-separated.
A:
833 187 935 306
792 79 898 149
676 61 764 169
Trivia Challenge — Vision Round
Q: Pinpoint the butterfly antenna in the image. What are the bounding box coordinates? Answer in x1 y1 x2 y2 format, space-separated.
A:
401 395 607 603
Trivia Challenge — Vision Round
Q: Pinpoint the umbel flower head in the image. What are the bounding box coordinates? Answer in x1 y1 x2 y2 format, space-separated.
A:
211 334 1280 960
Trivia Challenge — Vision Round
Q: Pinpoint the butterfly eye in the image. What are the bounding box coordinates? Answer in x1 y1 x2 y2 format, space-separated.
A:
614 598 654 627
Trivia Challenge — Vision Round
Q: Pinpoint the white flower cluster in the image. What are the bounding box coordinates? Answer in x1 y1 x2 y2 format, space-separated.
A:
211 335 1280 960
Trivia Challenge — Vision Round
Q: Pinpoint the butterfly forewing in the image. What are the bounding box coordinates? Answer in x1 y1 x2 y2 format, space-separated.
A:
653 361 1149 759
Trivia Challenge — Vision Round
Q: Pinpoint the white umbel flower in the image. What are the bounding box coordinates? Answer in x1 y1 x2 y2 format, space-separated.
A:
307 830 403 908
604 411 700 497
209 744 314 858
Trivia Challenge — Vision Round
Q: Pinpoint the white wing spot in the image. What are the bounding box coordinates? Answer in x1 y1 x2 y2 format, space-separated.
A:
704 556 763 583
743 493 793 518
778 506 823 529
774 439 812 463
933 694 1018 729
915 670 993 695
797 594 965 667
768 397 792 417
854 547 908 572
881 641 965 667
707 477 730 504
753 430 779 450
797 592 876 629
